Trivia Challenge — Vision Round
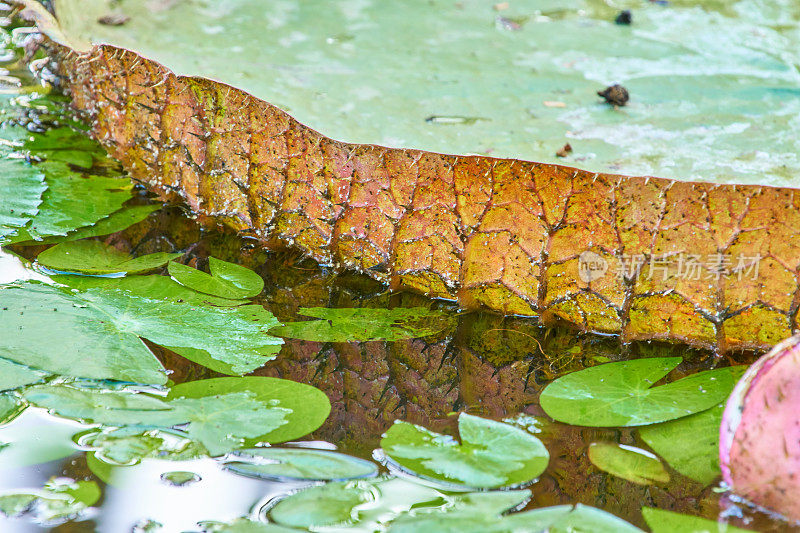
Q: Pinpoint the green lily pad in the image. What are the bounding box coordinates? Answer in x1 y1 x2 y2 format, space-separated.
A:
80 427 205 466
539 358 737 427
27 377 329 455
272 307 453 342
269 476 530 530
38 240 180 275
168 257 264 299
0 479 100 523
23 125 106 167
167 377 331 447
588 442 669 485
199 519 301 532
11 204 162 246
0 393 25 425
0 283 168 384
51 277 280 375
11 160 132 240
380 412 548 489
0 155 46 241
641 508 753 533
389 503 643 533
0 357 47 392
225 448 378 481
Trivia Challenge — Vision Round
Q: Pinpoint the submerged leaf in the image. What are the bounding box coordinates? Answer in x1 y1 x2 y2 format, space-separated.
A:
273 307 453 342
641 508 753 533
38 240 180 274
0 479 100 523
168 257 264 299
225 448 378 481
0 155 46 241
539 358 737 427
0 283 167 384
0 357 46 392
587 442 669 485
380 412 548 489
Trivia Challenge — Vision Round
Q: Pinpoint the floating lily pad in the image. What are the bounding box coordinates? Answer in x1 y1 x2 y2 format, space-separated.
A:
390 503 643 533
26 378 327 456
588 442 669 485
539 358 737 427
640 402 742 485
167 377 331 447
12 161 132 240
641 508 753 533
380 413 548 489
0 283 168 384
0 478 100 523
269 476 530 530
38 240 180 275
200 519 301 532
160 470 201 486
0 393 24 425
50 278 280 375
168 257 264 299
11 204 162 246
23 125 106 167
272 307 454 342
225 448 378 481
80 427 204 466
0 155 46 241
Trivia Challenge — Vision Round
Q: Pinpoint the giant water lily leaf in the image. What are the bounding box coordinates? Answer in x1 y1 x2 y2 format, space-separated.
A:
269 476 530 531
0 155 46 241
539 358 737 427
55 278 281 375
380 413 548 489
641 508 753 533
0 358 46 392
167 377 331 446
11 204 162 246
272 307 454 342
10 161 132 240
639 362 747 486
168 257 264 299
225 448 378 482
587 442 669 486
38 240 180 274
0 283 167 384
22 0 800 352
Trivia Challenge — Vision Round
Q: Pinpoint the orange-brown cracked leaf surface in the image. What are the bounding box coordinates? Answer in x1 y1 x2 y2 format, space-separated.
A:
17 3 800 354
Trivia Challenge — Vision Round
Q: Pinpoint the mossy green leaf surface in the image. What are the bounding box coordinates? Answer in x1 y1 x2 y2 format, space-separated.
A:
642 508 753 533
381 412 548 489
38 240 180 274
539 358 737 427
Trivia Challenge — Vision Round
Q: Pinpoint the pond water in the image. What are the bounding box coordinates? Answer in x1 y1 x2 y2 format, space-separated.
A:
0 4 797 533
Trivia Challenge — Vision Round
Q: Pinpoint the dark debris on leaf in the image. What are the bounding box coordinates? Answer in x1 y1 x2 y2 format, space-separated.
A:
597 84 629 106
615 10 632 25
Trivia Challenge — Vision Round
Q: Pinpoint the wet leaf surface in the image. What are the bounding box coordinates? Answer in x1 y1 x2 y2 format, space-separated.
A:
587 442 669 485
381 413 548 489
0 357 46 392
225 448 378 482
38 239 180 274
169 257 264 299
540 358 737 427
0 479 100 524
0 155 46 241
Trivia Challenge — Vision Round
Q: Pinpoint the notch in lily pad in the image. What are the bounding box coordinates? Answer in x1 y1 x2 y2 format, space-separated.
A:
379 413 549 489
539 357 738 427
168 257 264 299
37 240 180 275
